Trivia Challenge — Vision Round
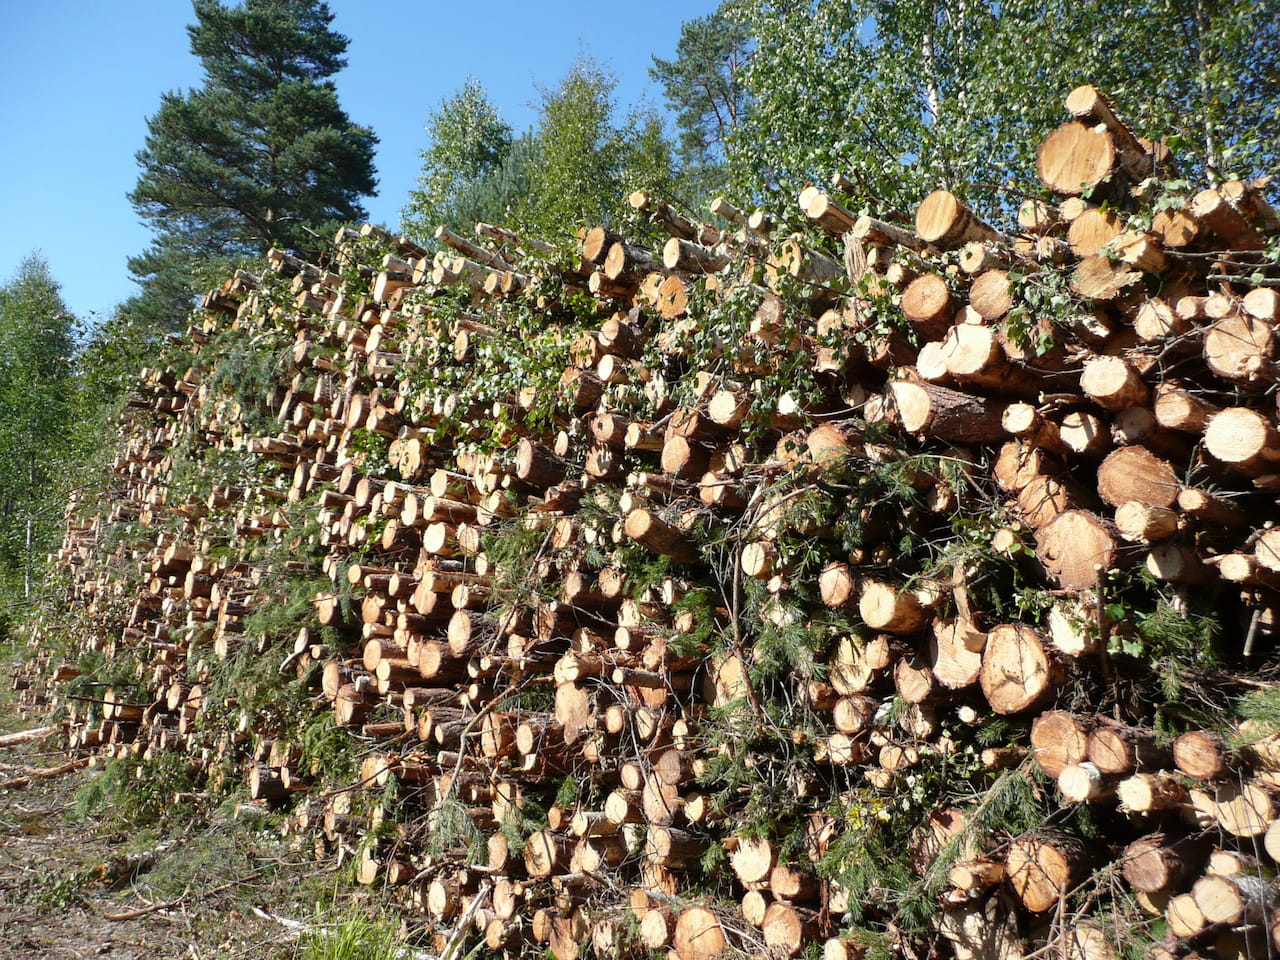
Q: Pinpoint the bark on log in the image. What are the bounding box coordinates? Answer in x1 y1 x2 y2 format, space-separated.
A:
890 380 1008 444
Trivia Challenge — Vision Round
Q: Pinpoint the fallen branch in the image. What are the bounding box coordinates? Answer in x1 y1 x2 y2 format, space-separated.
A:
102 888 191 921
0 756 88 789
103 874 248 921
0 725 56 748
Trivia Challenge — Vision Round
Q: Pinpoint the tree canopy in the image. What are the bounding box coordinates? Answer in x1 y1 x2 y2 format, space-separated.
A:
402 58 685 248
402 77 515 239
650 3 751 172
128 0 377 329
0 256 78 615
720 0 1279 214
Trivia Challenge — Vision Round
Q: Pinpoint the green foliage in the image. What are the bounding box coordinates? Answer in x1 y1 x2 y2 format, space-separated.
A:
553 774 581 810
820 766 1046 933
401 77 515 239
73 754 200 826
399 282 592 452
1236 687 1280 735
400 56 691 246
644 261 827 443
129 0 377 331
722 0 1280 214
1101 569 1223 703
426 796 487 863
650 2 751 172
516 57 629 241
617 107 691 228
300 711 359 783
1004 266 1077 356
0 256 79 633
299 908 401 960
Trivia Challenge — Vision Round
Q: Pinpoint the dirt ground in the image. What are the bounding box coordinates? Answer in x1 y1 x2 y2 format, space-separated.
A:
0 713 343 960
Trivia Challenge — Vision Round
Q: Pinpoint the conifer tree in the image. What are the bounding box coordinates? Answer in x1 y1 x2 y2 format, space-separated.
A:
128 0 377 329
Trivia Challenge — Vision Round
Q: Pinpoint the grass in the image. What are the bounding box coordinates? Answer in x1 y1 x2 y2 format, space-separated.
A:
295 909 403 960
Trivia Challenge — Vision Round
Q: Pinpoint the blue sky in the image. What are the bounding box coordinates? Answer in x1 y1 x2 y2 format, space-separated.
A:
0 1 718 326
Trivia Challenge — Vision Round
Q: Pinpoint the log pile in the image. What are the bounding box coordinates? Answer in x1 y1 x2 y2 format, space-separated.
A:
20 87 1280 960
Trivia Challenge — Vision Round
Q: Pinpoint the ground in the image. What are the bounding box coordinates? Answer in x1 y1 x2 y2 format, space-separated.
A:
0 698 391 960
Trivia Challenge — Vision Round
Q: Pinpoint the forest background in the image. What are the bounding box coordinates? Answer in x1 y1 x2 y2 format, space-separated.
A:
0 0 1275 638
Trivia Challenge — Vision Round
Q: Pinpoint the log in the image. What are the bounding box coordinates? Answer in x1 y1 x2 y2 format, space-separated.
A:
1204 408 1280 476
762 902 818 957
1192 873 1273 925
1096 446 1179 509
730 835 775 886
1063 85 1159 181
1006 834 1085 912
1166 893 1206 939
1035 510 1119 590
1058 761 1110 803
1210 781 1273 837
1204 314 1275 383
1087 723 1165 775
859 581 925 634
1173 730 1230 780
1191 188 1264 249
1121 833 1202 894
672 906 726 960
799 185 858 235
900 274 955 339
1031 711 1092 778
1116 772 1187 813
663 237 728 274
1154 383 1220 434
1007 462 1066 530
1070 255 1140 301
0 725 56 747
1037 121 1118 196
1080 356 1148 411
0 757 90 789
939 325 1042 399
1067 208 1124 258
930 618 985 690
890 380 1008 444
980 625 1059 714
915 191 1003 248
1114 502 1178 543
623 510 698 564
969 269 1012 320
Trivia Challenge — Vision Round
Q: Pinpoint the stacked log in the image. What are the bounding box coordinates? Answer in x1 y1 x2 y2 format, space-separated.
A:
20 87 1280 960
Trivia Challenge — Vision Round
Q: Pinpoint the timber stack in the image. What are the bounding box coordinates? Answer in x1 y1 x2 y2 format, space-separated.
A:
20 87 1280 960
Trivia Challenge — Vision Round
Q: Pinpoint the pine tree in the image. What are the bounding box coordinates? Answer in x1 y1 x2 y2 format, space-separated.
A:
650 3 750 170
128 0 377 329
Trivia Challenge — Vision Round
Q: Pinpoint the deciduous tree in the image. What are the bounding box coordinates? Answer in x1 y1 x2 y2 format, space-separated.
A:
402 78 515 239
0 256 78 614
722 0 1279 215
